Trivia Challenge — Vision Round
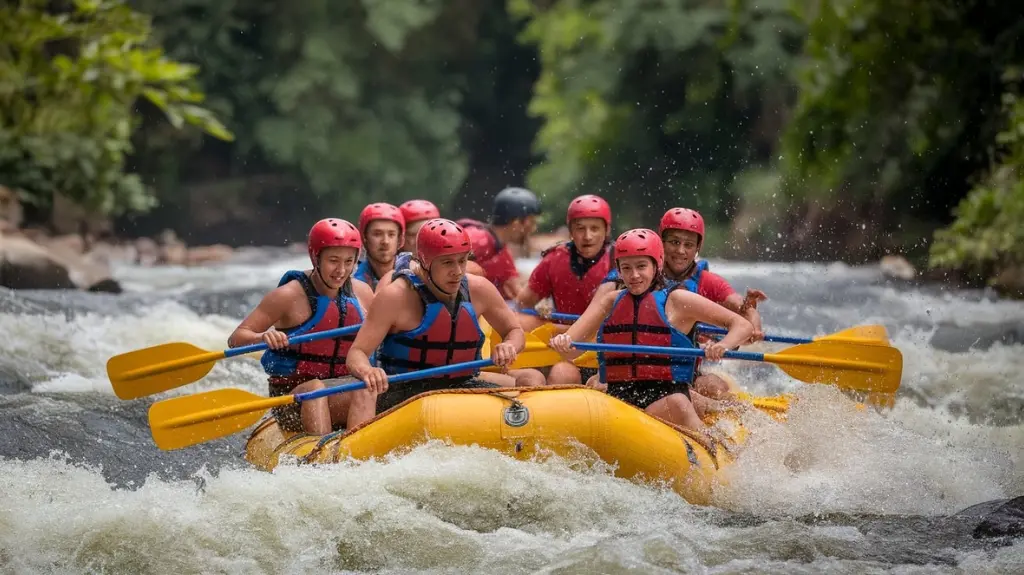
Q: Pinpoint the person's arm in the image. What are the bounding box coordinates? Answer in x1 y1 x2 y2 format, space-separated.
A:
466 260 485 276
228 287 291 349
668 290 753 360
549 290 618 359
592 280 618 301
373 271 395 293
345 284 404 392
471 275 524 367
516 256 551 312
711 276 764 341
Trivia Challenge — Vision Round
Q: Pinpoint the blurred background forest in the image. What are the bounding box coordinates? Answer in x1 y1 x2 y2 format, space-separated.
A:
1 0 1022 292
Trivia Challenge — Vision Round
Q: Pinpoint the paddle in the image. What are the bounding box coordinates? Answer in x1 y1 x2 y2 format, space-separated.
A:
149 358 496 451
108 325 362 400
568 340 903 394
518 308 889 345
695 323 890 345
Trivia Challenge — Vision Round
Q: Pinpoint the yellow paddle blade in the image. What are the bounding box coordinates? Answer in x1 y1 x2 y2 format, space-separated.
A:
107 342 226 400
818 324 890 345
573 351 599 369
529 322 560 344
734 391 792 413
149 388 290 451
499 340 563 369
766 340 903 394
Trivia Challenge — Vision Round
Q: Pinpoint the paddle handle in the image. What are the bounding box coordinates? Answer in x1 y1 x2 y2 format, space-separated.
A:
694 323 811 344
294 358 496 403
518 308 579 324
224 324 362 358
571 341 765 362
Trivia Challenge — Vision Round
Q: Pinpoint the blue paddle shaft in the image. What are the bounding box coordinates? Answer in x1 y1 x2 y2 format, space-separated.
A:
571 341 766 362
693 323 810 345
294 358 496 403
518 308 581 324
520 307 812 345
223 324 362 359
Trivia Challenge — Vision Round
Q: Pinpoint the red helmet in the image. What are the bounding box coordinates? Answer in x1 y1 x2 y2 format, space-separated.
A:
358 202 406 238
399 199 441 225
614 228 664 272
659 207 705 247
307 218 362 267
566 194 612 228
416 218 472 269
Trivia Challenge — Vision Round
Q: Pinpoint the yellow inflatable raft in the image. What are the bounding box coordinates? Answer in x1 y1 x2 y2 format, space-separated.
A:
244 385 789 505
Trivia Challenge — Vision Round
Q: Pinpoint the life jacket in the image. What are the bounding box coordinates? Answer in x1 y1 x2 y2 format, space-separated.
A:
665 259 715 362
457 218 519 290
538 241 614 315
353 259 384 291
261 270 363 388
394 251 414 273
597 288 697 385
670 259 709 293
375 268 485 379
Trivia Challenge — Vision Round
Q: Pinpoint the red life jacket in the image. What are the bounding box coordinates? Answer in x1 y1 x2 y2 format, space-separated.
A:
597 288 697 384
457 218 519 290
262 270 363 390
537 241 613 316
375 269 484 379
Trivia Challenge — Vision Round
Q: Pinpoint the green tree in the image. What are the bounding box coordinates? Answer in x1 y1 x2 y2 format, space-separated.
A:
779 0 1024 261
930 69 1024 288
0 0 232 216
134 0 486 216
509 0 803 229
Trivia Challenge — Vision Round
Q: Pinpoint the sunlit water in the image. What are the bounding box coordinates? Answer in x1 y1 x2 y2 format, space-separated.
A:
1 251 1022 573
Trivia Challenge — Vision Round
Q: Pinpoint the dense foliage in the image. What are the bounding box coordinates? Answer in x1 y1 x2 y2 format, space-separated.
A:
2 0 1022 290
0 0 231 215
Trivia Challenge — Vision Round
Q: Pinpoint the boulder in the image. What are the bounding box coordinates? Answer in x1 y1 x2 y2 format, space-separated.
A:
971 496 1024 539
992 265 1024 299
0 234 75 289
0 233 122 292
880 254 917 281
0 185 24 232
186 244 234 266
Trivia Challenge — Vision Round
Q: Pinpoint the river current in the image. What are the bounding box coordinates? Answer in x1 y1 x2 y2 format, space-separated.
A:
1 249 1021 573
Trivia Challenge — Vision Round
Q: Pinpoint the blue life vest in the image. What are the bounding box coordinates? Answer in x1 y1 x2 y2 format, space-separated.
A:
261 270 363 381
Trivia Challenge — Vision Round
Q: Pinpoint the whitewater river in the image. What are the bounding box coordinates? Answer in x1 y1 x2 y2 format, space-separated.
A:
1 249 1022 573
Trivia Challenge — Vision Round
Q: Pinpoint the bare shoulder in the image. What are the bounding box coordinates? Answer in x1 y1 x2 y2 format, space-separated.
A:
667 286 707 308
264 279 303 306
597 288 622 307
372 279 414 308
351 279 375 304
467 273 501 299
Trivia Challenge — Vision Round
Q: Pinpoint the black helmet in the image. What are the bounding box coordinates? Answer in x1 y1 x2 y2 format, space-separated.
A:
491 187 542 225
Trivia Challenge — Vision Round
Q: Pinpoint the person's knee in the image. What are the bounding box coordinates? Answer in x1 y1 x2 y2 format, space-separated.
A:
547 362 582 386
695 374 730 399
294 378 325 393
514 369 546 387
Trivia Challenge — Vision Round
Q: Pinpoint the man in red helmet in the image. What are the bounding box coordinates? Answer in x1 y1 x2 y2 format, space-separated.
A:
229 218 377 435
353 202 405 291
347 218 541 425
597 207 767 400
398 199 441 255
512 194 615 385
458 187 543 300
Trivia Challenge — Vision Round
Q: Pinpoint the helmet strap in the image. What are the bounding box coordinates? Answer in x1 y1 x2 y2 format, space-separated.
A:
425 262 458 297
